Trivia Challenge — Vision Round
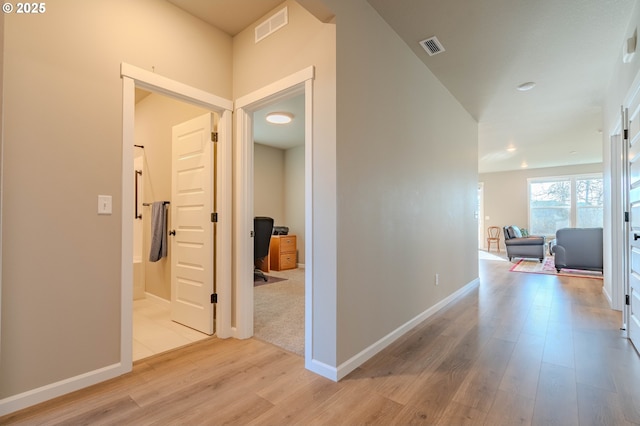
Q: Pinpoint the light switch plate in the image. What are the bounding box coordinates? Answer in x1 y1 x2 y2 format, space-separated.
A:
98 195 112 215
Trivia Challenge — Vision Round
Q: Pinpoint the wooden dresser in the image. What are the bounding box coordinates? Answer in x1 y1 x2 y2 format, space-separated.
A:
269 235 297 271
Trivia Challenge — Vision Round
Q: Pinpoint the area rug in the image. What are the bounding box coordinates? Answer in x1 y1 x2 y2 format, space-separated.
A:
509 257 603 279
254 275 288 287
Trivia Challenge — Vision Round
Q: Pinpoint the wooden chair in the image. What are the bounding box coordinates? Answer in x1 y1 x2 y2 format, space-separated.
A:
487 226 501 252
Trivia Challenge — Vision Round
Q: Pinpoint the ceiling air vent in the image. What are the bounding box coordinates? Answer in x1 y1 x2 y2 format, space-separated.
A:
255 7 288 43
419 36 445 56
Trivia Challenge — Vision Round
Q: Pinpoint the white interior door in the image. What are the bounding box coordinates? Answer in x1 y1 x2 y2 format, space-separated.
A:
626 105 640 348
171 113 215 335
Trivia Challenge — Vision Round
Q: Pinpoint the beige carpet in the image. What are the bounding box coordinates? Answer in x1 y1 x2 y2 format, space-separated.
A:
254 268 305 356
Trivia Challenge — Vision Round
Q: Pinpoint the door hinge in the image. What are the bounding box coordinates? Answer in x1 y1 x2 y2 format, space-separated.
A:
211 293 218 304
625 129 629 140
211 212 218 223
627 294 630 305
211 132 218 142
626 212 630 222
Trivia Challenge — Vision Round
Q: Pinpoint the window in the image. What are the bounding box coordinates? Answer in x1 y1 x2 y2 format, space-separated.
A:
528 174 603 236
576 177 604 227
529 179 571 235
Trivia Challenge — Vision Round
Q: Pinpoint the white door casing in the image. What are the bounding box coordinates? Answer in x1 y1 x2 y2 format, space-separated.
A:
8 64 234 418
609 131 624 312
170 113 215 335
121 63 233 370
233 67 320 375
234 67 313 340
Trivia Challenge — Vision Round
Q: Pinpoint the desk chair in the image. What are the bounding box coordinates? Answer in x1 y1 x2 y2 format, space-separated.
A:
254 216 274 281
487 226 501 252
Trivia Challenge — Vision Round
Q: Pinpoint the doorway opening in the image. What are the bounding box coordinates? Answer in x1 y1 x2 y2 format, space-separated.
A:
121 63 232 371
132 89 216 360
252 95 306 355
234 67 314 364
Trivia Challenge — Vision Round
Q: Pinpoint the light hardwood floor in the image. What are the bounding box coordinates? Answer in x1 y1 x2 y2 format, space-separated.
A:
3 258 640 425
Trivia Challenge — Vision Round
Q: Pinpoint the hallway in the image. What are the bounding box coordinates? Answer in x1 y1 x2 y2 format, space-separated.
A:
2 257 638 425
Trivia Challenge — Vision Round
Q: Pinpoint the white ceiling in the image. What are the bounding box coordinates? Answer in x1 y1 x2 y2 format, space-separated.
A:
366 0 636 173
254 95 305 149
166 0 637 172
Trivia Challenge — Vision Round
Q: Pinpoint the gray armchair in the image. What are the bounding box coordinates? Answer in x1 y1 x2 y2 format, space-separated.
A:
503 225 545 262
551 227 603 273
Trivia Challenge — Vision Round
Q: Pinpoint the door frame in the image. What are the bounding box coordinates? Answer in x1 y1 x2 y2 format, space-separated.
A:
478 182 484 250
120 63 233 370
233 67 314 362
610 130 624 313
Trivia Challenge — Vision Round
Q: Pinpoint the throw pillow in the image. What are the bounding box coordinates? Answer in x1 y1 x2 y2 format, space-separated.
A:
512 226 523 238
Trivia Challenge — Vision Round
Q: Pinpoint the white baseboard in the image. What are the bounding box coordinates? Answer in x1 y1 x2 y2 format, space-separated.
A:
306 358 338 381
0 277 480 416
602 285 616 310
0 362 127 417
335 278 480 381
144 291 170 307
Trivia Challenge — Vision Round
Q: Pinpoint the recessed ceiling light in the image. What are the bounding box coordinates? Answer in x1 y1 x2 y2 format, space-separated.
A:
516 82 536 92
507 146 516 152
266 112 293 124
521 161 528 168
570 150 577 155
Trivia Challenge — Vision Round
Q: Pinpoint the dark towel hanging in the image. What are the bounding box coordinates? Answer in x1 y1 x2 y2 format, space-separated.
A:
149 201 168 262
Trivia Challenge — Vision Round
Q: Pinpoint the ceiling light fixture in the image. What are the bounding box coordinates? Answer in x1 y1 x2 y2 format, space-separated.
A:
266 112 294 124
507 146 516 152
521 161 528 168
516 82 536 92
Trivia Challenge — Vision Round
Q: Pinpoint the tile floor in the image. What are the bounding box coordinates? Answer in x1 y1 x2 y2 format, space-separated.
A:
134 267 303 361
133 297 210 361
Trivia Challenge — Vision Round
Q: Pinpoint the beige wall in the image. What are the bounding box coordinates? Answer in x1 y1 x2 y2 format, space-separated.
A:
254 143 306 264
285 145 306 264
0 0 232 399
325 0 479 364
0 9 4 359
479 163 603 248
254 143 285 224
135 93 210 300
233 0 337 364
